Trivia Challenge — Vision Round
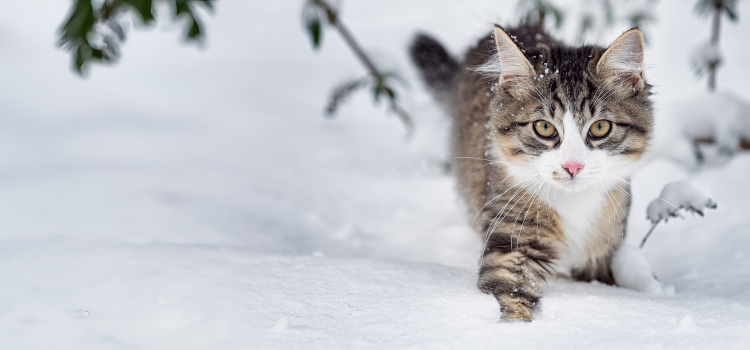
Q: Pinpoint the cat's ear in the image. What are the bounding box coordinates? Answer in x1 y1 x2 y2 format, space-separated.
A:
493 26 535 88
597 29 645 89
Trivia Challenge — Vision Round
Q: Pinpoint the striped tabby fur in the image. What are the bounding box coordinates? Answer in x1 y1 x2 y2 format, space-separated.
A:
411 25 653 321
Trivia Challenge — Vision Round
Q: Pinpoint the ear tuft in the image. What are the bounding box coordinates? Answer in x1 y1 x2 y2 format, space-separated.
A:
492 26 535 87
597 29 645 89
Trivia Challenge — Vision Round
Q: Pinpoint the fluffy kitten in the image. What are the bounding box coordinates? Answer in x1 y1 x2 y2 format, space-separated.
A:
411 25 655 321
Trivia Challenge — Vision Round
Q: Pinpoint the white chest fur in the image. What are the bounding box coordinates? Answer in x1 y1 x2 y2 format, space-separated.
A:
544 186 605 273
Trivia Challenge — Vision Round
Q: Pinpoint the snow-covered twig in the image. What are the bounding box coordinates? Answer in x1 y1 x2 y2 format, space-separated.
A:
640 180 717 248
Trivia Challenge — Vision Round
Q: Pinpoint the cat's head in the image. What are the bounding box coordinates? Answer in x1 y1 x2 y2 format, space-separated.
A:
484 26 653 192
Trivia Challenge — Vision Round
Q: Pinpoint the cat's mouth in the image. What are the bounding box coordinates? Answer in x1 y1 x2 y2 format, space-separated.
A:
553 174 592 192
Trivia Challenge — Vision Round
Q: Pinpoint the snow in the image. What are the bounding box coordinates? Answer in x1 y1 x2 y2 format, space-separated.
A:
652 91 750 167
1 0 750 349
611 245 665 296
646 180 717 224
691 40 723 75
7 242 750 349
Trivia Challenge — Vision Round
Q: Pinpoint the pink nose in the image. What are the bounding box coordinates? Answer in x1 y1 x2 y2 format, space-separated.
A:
563 163 583 177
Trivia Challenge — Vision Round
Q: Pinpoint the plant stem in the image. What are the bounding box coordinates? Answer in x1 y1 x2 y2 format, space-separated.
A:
707 3 722 93
710 2 721 45
313 0 414 137
639 222 660 249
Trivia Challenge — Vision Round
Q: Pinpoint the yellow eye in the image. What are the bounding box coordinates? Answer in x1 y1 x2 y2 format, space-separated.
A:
589 120 611 138
533 120 556 138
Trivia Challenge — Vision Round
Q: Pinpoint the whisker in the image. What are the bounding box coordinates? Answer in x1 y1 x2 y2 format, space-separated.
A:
535 183 548 242
602 182 628 243
592 183 607 249
607 161 665 166
593 183 608 248
502 177 544 251
486 177 543 254
544 183 554 229
487 177 541 237
606 174 633 186
479 176 541 264
604 175 633 199
514 180 546 250
471 174 536 230
596 182 615 250
449 156 527 165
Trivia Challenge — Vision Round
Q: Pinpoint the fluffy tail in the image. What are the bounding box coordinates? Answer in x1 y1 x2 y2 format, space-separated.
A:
409 33 459 94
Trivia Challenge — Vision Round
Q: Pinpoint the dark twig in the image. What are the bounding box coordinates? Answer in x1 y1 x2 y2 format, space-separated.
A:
307 0 414 137
639 222 659 248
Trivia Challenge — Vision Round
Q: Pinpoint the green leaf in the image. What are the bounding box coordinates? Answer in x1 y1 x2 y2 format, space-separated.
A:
187 17 202 39
91 47 106 60
74 44 90 73
302 2 325 49
174 1 191 17
372 83 383 103
724 6 738 21
325 77 368 116
172 0 213 41
59 0 98 74
60 0 216 76
308 17 322 48
551 7 564 29
121 0 155 23
382 85 395 100
61 0 96 41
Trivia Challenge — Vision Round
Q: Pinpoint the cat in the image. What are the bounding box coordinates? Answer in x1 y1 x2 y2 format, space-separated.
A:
411 25 660 321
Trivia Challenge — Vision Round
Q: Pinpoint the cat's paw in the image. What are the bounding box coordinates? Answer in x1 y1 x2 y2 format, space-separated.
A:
611 245 665 296
497 294 533 322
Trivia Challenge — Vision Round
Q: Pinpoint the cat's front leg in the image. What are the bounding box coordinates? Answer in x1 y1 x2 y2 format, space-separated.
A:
477 247 551 322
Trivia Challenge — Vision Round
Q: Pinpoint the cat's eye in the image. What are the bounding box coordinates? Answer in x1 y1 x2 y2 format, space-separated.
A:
533 120 557 138
589 120 611 138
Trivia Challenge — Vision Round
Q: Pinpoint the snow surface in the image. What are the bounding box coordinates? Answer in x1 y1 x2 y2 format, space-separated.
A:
1 0 750 349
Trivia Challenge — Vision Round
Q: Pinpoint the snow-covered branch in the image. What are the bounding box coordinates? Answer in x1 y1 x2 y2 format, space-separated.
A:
641 180 717 248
